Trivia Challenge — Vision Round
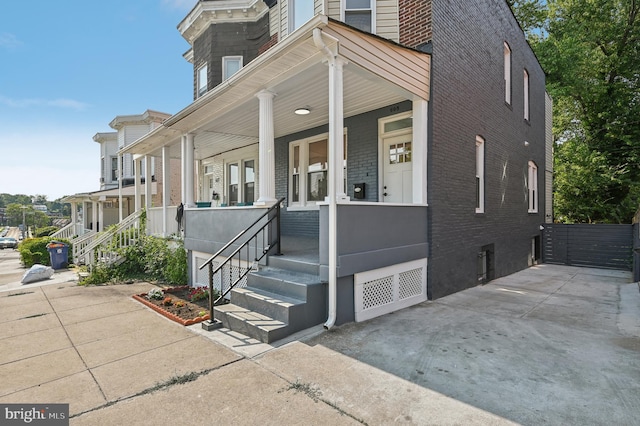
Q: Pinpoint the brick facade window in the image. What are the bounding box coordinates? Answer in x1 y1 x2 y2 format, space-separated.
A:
504 42 511 105
476 136 485 213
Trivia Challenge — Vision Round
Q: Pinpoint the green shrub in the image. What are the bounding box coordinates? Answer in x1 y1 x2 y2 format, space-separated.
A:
18 237 73 268
34 226 59 237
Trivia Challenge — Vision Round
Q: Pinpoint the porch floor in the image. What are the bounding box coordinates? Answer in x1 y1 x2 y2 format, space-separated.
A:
278 235 320 265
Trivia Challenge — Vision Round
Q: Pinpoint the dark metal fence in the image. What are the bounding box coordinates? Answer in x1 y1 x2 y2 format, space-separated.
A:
542 223 633 271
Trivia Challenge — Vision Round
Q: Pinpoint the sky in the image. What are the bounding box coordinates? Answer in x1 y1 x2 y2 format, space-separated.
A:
0 0 199 201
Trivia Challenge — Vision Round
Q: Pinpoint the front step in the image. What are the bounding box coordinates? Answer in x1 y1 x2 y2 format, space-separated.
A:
212 265 327 344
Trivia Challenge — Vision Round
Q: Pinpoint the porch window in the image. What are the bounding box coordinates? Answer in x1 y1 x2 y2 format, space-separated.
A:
197 64 208 97
289 133 347 207
290 0 314 32
343 0 374 33
222 56 243 81
244 160 255 203
228 163 239 205
528 160 538 213
225 159 256 206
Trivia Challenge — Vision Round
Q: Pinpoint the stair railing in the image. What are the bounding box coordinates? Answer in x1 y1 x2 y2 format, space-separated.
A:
78 210 143 268
199 198 284 324
71 230 97 264
50 222 76 240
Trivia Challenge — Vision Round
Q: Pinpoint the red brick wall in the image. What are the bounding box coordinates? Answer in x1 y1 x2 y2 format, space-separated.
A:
258 33 278 55
399 0 433 48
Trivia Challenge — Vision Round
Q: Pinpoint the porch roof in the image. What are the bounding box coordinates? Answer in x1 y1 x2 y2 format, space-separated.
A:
121 15 431 160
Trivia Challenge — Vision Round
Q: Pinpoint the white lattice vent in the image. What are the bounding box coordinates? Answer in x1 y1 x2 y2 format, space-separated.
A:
355 258 427 322
193 253 248 299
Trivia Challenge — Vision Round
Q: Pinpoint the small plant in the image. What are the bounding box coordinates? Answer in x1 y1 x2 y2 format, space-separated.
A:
175 301 185 308
162 297 173 306
188 287 209 302
147 288 164 300
198 311 207 317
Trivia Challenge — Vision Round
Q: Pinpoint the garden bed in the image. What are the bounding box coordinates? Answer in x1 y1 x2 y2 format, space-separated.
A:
133 286 211 326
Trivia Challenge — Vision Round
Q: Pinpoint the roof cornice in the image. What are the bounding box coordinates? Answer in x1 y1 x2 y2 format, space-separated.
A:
109 109 172 130
92 132 117 143
178 0 269 45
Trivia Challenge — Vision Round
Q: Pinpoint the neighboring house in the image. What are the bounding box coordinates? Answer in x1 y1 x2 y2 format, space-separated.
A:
62 110 181 236
114 0 550 342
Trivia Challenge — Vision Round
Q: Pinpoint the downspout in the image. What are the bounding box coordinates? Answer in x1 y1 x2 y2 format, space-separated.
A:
313 28 337 330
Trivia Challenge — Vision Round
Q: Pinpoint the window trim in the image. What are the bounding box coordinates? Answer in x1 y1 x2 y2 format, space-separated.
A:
476 136 485 213
197 64 208 98
504 42 511 105
341 0 376 33
523 68 530 121
289 0 315 33
528 160 538 213
222 56 243 81
288 131 347 209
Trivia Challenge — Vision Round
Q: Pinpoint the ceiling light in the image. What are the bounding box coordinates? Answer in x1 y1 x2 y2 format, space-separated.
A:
294 107 311 115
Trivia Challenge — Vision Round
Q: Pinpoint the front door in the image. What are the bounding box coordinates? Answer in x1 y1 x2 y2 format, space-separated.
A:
382 133 413 203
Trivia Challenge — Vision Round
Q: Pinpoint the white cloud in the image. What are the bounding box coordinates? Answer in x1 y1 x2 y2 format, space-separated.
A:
0 95 89 111
0 32 22 50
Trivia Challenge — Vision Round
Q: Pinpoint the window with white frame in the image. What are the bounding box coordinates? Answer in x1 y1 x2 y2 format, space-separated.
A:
528 160 538 213
290 0 314 32
110 157 118 182
289 133 347 207
476 136 485 213
524 69 530 121
504 42 511 105
222 56 243 81
197 64 208 97
226 159 256 206
343 0 374 33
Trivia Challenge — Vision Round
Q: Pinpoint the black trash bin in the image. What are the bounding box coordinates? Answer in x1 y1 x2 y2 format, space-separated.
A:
46 242 69 270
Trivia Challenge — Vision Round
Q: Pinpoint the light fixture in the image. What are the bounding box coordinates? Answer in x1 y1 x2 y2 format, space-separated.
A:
294 106 311 115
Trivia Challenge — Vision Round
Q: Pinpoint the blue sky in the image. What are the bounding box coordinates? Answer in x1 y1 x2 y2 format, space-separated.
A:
0 0 198 201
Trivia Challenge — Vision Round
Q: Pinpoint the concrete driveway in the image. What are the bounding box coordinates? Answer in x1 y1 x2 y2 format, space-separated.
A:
0 246 638 425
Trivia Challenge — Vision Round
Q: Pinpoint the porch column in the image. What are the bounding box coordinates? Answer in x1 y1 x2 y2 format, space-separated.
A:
134 157 142 212
118 153 123 222
71 202 77 225
255 90 277 205
328 57 347 201
412 97 428 204
98 201 104 232
185 133 195 207
162 145 170 237
91 200 98 232
82 202 88 230
144 155 152 210
180 135 187 205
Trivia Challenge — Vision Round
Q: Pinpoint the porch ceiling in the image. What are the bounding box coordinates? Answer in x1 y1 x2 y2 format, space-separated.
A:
123 15 430 161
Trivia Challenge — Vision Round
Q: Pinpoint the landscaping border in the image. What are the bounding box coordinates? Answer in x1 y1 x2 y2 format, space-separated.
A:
133 286 210 326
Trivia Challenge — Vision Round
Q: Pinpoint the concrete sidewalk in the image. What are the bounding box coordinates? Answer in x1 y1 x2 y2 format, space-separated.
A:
0 260 638 425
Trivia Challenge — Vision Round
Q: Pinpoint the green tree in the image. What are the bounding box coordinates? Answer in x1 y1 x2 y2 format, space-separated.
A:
511 0 640 223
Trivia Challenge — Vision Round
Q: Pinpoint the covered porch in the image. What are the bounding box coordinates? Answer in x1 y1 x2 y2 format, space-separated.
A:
122 15 431 337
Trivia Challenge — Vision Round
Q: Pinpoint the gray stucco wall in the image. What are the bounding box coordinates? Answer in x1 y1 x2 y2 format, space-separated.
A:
427 0 547 299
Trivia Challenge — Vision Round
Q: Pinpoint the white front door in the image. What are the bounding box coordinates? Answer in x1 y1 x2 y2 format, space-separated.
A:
382 133 413 203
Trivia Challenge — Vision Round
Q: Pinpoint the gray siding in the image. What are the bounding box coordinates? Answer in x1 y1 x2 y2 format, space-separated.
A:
427 0 547 299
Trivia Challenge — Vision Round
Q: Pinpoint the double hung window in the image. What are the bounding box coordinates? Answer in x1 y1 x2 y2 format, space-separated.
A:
197 64 208 97
222 56 243 81
343 0 374 33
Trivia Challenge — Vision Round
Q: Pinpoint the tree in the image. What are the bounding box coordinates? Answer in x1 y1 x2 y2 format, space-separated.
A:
511 0 640 223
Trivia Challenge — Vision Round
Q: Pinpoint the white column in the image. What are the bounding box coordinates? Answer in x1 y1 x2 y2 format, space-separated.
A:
162 145 170 237
144 155 152 210
134 157 142 212
118 153 123 222
71 202 77 224
98 202 104 232
412 97 428 204
328 57 347 201
91 200 98 231
181 135 187 205
82 202 88 230
255 90 277 205
185 133 195 207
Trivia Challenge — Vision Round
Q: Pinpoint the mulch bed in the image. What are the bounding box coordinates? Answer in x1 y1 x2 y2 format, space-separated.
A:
133 286 211 326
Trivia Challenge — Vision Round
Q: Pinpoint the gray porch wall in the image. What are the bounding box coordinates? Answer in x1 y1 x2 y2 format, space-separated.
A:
319 203 429 325
274 101 412 237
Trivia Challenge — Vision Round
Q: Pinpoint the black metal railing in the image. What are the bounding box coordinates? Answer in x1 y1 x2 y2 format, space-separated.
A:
198 198 284 323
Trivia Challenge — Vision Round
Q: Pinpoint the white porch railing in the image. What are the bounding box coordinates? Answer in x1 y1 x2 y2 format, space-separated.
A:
51 222 89 240
147 206 179 237
77 211 143 269
71 231 97 265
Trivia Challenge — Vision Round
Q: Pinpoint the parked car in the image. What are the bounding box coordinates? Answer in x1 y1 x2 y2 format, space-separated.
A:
0 237 18 249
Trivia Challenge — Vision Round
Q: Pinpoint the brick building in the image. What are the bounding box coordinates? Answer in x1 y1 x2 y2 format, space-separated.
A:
120 0 552 341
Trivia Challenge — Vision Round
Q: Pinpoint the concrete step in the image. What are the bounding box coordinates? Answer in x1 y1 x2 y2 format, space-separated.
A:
248 267 322 300
214 303 290 343
230 286 305 324
267 255 319 276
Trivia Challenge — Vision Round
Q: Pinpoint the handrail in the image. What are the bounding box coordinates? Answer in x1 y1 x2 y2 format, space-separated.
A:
199 198 285 324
